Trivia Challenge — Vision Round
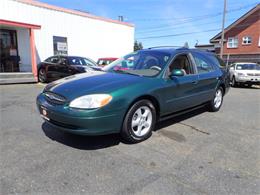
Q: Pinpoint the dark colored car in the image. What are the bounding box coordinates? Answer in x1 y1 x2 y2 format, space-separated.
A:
37 47 230 143
38 55 101 83
97 57 118 66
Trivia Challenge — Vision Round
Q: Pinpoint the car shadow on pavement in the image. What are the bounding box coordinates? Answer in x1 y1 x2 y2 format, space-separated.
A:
154 106 207 131
42 106 207 149
233 85 260 89
42 122 121 150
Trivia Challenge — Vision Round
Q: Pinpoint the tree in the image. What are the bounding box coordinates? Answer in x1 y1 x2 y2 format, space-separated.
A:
134 40 143 51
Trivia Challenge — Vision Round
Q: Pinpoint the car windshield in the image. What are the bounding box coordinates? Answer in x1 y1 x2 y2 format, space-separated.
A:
97 59 113 66
236 64 260 70
68 57 96 67
103 51 171 77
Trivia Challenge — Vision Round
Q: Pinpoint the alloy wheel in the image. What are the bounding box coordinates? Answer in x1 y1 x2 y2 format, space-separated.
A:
214 89 223 109
131 106 152 137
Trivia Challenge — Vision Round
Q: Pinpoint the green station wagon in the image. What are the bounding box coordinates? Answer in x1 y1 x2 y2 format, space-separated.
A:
37 47 230 143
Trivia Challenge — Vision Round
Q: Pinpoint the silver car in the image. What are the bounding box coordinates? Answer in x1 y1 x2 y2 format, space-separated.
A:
229 62 260 87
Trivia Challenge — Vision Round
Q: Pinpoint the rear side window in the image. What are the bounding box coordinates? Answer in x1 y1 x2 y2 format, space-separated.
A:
193 52 214 73
45 57 52 62
215 56 226 68
45 56 59 63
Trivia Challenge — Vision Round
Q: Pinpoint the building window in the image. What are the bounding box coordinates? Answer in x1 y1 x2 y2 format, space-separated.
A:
242 36 252 45
227 37 238 48
0 29 20 72
53 36 68 55
258 36 260 47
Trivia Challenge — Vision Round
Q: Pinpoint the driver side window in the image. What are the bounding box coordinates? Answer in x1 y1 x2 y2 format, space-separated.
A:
169 54 193 75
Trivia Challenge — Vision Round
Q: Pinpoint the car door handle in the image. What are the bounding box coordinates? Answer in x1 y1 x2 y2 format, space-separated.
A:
192 81 198 84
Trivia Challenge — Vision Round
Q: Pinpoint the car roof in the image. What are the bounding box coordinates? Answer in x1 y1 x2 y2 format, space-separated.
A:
141 47 214 56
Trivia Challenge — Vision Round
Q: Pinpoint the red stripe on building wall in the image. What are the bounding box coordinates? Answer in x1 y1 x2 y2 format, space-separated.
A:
0 19 41 29
29 29 38 80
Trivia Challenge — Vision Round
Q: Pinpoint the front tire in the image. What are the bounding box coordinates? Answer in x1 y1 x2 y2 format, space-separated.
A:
121 100 156 143
208 87 224 112
38 68 47 83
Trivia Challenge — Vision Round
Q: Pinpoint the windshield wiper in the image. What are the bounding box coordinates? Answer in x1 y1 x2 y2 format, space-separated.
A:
113 69 139 76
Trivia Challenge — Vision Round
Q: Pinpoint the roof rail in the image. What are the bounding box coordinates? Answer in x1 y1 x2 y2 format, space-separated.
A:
147 46 183 49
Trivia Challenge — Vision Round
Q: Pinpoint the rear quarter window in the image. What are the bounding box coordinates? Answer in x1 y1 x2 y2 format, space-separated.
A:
210 55 226 68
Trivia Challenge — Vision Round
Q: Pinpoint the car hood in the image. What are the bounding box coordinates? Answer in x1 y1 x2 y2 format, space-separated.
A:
44 71 149 100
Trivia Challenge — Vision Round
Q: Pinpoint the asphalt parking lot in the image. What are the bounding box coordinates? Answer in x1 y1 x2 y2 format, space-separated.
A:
0 83 259 195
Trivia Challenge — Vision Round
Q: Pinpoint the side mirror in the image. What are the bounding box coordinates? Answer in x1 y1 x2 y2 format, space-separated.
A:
229 67 234 70
170 69 185 77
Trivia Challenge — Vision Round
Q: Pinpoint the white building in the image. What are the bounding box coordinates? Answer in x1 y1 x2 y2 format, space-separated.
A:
0 0 134 83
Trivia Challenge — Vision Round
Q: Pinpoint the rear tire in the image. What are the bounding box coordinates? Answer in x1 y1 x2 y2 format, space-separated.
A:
231 76 237 87
121 100 156 143
208 87 224 112
38 68 47 83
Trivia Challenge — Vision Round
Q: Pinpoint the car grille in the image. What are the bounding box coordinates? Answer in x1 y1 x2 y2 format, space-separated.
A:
44 92 67 105
247 73 260 76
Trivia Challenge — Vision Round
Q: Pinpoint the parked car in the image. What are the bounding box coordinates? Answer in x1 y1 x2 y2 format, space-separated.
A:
229 62 260 87
97 57 118 66
38 55 101 83
36 47 230 143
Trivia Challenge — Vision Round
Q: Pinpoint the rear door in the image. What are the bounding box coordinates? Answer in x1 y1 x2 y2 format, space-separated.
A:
58 56 71 77
191 52 220 104
44 56 60 79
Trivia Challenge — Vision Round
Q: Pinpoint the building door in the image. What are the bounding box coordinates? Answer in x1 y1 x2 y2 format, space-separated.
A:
0 29 20 72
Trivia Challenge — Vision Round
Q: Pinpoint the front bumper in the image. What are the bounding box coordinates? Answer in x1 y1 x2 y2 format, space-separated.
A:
36 93 125 135
236 76 260 84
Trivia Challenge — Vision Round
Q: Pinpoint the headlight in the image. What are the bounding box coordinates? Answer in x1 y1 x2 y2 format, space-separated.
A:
238 73 245 76
69 94 112 109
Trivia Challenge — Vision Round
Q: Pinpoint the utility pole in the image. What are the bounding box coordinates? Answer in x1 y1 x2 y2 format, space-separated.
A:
220 0 227 58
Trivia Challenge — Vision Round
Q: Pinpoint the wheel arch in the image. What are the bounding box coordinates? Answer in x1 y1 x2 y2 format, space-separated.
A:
218 83 226 95
127 95 161 121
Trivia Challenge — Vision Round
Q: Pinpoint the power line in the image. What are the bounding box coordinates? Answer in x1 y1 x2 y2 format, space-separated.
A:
138 29 220 40
135 2 258 32
132 2 258 22
136 16 241 35
136 14 259 36
136 23 254 40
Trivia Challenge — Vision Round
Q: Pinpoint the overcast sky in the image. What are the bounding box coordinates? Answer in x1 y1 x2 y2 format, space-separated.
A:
40 0 259 48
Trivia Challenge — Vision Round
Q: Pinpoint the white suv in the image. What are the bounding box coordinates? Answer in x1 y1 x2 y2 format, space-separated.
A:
229 62 260 87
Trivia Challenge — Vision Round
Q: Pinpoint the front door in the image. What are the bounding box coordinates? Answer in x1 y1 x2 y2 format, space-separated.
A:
160 53 200 115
